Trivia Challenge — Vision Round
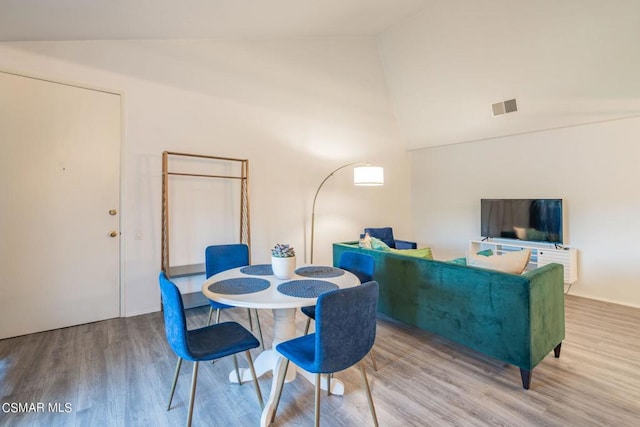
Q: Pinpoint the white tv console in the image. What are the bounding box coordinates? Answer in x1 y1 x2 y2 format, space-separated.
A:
469 239 578 284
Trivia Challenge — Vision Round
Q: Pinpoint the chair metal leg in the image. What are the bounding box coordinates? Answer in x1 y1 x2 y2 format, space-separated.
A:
209 308 220 364
271 359 290 423
167 357 183 410
207 307 214 326
314 373 321 427
247 308 254 330
369 349 378 371
232 354 242 385
327 373 331 396
245 350 264 409
359 360 378 427
254 309 265 350
304 318 311 335
186 361 199 427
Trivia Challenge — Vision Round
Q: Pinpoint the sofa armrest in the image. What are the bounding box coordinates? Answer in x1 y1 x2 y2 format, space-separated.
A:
394 239 417 249
522 263 565 369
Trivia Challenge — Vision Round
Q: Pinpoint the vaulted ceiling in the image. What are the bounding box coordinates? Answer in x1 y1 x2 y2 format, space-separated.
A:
0 0 428 41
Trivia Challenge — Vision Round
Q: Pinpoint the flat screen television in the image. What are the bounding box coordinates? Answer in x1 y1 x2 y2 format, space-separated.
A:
480 199 563 244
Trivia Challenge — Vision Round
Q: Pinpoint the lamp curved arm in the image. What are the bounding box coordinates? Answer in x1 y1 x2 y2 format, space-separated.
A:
310 162 368 263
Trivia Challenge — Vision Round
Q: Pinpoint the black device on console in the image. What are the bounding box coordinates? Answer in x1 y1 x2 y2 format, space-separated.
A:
480 198 563 244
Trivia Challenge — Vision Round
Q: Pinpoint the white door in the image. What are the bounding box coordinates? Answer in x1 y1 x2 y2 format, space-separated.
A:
0 72 121 339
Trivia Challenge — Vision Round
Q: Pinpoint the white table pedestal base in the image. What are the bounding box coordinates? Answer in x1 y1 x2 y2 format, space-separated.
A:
229 307 297 383
224 307 344 426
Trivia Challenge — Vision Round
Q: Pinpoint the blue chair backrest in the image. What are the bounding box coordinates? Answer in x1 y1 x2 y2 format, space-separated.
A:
314 281 379 373
158 272 193 361
364 227 395 248
338 252 374 283
205 244 250 278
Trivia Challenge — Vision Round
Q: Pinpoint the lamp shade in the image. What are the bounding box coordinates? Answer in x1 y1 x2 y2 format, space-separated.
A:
353 166 384 186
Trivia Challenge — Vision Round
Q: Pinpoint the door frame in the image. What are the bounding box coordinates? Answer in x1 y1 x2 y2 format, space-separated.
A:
1 68 125 317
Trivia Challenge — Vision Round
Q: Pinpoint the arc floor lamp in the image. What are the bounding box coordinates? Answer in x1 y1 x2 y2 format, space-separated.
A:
310 163 384 263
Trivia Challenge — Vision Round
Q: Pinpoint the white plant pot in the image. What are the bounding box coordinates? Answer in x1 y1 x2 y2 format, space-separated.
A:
271 255 296 279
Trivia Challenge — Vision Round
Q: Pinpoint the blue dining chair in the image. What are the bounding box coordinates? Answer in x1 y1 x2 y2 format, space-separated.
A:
205 244 264 349
272 281 380 427
159 272 263 427
301 251 378 370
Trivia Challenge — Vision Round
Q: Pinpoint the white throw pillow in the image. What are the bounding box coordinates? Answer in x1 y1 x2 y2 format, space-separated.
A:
359 233 372 249
467 249 531 274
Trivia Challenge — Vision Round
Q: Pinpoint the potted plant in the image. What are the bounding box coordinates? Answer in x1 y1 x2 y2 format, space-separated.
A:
271 243 296 279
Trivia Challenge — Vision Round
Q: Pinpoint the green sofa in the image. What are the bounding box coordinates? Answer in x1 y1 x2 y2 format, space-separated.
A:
333 242 565 389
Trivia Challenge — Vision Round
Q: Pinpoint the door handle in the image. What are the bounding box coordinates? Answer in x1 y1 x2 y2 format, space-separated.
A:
109 231 119 238
109 209 118 216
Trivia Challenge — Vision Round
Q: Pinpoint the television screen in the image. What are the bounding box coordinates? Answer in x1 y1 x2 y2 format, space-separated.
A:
481 199 563 244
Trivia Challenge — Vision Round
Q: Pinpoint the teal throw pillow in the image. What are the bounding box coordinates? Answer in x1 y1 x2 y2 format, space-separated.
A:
370 236 391 251
447 249 492 265
476 249 493 257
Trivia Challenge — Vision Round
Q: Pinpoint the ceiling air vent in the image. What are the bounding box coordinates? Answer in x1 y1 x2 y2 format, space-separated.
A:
491 98 518 117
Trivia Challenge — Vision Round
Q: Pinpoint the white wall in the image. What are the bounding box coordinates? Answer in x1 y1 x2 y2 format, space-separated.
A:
410 117 640 308
0 38 411 316
378 0 640 149
378 0 640 307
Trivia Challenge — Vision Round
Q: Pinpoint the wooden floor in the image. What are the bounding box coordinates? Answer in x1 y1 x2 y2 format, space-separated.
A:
1 295 639 426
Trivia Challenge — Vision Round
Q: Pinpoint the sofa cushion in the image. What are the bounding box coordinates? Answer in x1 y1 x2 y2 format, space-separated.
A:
370 237 433 259
389 247 433 259
467 249 531 274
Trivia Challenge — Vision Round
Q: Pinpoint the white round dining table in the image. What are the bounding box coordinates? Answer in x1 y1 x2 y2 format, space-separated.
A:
202 263 360 426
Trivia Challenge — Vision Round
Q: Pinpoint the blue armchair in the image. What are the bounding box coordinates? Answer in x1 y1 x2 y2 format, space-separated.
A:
364 227 416 249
